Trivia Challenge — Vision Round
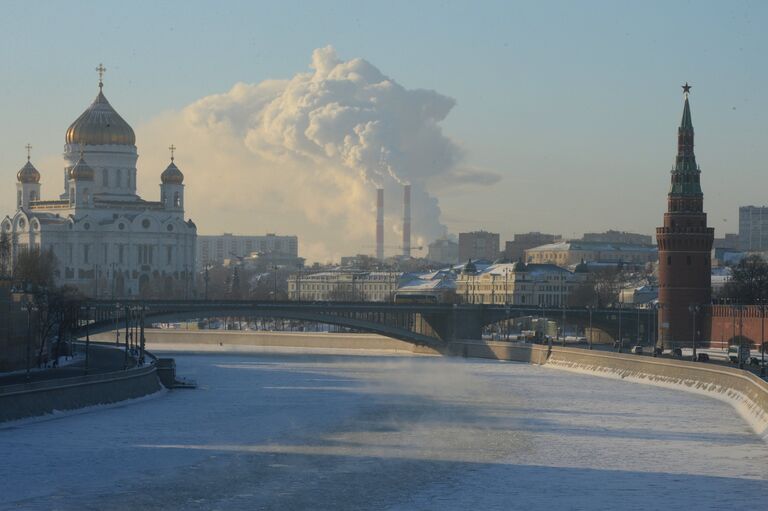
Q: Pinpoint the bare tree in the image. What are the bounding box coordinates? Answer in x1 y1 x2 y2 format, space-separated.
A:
13 247 57 290
0 231 12 277
721 255 768 304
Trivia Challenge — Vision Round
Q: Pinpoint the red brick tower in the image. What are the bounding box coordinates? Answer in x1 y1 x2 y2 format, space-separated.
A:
656 84 715 348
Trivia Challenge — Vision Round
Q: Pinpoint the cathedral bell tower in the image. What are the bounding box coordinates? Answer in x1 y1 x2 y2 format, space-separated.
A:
656 84 715 349
160 144 185 213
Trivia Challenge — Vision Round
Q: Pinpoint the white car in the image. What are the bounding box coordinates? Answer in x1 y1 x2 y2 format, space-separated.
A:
631 345 644 355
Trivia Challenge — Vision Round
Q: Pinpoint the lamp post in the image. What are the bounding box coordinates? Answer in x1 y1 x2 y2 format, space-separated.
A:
561 304 566 347
114 302 121 346
587 305 594 350
688 304 700 362
22 298 37 382
84 306 91 375
203 263 212 300
110 262 117 300
270 265 279 302
758 299 766 377
617 300 623 353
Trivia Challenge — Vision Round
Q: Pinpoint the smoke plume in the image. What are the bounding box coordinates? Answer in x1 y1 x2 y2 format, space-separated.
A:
137 46 497 262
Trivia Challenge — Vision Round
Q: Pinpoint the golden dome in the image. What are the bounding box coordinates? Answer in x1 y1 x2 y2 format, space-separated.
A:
17 160 41 183
68 156 95 181
65 88 136 146
161 160 184 184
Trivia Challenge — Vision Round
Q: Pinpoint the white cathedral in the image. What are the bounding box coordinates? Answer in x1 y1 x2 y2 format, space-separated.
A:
1 67 197 298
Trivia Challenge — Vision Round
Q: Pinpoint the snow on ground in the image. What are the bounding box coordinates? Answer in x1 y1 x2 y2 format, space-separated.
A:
1 347 767 510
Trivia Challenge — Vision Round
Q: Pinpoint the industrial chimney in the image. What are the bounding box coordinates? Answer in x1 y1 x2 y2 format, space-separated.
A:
402 184 411 258
376 188 384 260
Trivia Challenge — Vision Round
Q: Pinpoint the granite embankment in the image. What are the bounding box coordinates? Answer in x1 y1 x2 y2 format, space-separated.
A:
0 344 162 423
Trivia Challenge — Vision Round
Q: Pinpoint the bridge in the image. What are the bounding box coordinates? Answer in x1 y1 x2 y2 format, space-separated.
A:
70 300 657 351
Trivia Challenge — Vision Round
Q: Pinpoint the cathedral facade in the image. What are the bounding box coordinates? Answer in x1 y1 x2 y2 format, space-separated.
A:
1 68 196 298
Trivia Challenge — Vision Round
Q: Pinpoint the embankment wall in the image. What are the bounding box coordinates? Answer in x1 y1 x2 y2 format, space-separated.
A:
0 348 162 423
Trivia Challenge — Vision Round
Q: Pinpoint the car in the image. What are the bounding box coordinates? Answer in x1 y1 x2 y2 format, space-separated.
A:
631 345 644 355
696 353 710 362
727 344 750 364
672 348 683 358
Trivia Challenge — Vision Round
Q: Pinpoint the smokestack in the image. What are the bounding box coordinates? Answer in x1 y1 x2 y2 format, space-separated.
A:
402 184 411 258
376 188 384 260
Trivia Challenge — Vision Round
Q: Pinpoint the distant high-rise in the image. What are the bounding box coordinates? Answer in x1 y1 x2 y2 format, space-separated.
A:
458 231 500 262
738 206 768 251
197 233 299 268
427 237 459 265
581 230 652 245
656 84 714 348
504 232 561 260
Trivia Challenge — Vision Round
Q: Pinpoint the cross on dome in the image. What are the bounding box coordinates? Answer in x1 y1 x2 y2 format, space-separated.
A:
25 143 32 161
96 63 106 90
169 144 176 161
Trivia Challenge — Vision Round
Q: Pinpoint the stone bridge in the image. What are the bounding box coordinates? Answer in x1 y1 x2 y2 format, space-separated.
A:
70 300 656 350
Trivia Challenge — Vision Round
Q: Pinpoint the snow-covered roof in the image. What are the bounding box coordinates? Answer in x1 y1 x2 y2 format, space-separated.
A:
529 241 657 252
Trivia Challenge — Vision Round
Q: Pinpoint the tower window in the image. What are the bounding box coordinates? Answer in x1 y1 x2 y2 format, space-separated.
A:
667 256 672 265
174 191 181 207
686 255 691 265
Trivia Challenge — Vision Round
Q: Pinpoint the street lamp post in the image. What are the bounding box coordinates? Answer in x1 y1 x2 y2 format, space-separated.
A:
22 299 37 382
758 299 766 377
617 301 623 353
203 263 212 300
114 302 121 346
84 306 91 375
689 304 700 362
587 305 594 350
561 304 566 347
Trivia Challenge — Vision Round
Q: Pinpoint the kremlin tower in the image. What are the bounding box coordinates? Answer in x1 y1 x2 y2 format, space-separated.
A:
656 84 715 349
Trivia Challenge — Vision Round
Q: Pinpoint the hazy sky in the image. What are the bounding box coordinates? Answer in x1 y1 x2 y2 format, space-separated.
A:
1 1 765 261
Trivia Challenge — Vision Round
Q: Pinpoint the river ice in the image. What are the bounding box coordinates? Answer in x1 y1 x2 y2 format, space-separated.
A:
2 348 767 510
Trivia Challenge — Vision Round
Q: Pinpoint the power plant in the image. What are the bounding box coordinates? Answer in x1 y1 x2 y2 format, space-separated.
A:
376 188 384 260
372 184 413 259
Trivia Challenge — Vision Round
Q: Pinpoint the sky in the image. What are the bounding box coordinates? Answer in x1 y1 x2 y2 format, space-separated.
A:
0 1 766 262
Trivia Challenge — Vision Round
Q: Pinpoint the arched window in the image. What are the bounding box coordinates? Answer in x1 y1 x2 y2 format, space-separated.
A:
69 188 75 206
116 169 122 188
17 190 22 208
102 169 108 186
29 191 38 202
173 191 181 208
83 189 90 204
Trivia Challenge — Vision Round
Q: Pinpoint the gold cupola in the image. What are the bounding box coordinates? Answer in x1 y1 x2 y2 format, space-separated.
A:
17 160 41 184
68 155 95 181
161 144 184 184
65 66 136 146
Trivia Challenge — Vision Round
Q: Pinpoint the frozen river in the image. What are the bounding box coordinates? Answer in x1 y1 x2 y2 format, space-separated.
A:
2 348 768 510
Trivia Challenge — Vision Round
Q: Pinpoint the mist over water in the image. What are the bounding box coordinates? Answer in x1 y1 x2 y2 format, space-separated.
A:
3 349 767 510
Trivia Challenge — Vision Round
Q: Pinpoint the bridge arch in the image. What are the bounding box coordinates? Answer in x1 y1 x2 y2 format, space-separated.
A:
75 304 446 350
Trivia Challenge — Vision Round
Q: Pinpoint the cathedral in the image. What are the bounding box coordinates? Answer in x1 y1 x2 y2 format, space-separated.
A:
1 66 197 298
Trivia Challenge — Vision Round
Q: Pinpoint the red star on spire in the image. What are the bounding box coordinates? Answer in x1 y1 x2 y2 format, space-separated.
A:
682 82 692 95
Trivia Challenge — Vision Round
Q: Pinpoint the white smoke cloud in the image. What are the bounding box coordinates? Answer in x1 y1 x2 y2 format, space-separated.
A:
137 46 496 262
